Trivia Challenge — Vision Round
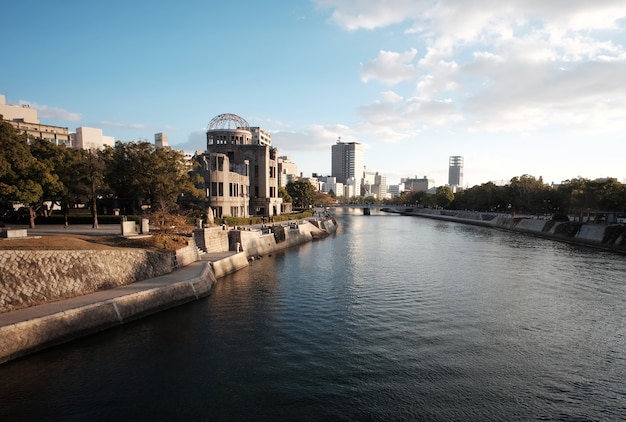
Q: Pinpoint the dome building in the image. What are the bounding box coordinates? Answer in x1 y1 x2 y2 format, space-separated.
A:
195 113 283 219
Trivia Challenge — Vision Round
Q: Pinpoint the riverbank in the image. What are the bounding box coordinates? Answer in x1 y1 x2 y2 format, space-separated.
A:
0 216 337 364
390 207 626 253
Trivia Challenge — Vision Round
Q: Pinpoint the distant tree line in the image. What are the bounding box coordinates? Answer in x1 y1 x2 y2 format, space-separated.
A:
395 175 626 217
0 120 205 228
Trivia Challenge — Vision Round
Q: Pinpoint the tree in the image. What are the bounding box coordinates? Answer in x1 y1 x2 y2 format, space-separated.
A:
286 180 315 209
314 190 336 206
0 121 61 228
85 150 107 228
435 186 454 208
278 186 292 203
103 141 204 215
29 139 91 226
508 174 549 214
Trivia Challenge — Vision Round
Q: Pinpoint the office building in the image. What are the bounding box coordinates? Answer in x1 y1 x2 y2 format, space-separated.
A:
155 133 168 148
71 127 115 150
448 156 464 188
331 139 363 197
403 176 435 193
0 94 71 146
374 172 388 199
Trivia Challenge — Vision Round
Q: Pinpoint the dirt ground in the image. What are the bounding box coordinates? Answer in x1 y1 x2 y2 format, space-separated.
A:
0 234 188 251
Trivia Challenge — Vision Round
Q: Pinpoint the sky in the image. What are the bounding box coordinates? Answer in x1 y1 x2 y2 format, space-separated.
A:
2 0 626 188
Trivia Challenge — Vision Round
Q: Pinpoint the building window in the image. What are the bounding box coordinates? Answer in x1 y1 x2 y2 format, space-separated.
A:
211 182 218 196
218 182 224 196
229 183 237 197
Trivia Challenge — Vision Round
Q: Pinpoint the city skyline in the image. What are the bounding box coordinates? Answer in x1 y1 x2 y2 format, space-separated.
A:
2 1 626 187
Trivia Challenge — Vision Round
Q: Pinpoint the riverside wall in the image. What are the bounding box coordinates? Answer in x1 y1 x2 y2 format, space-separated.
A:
405 208 626 252
0 262 216 364
0 249 172 313
0 217 338 364
228 218 337 258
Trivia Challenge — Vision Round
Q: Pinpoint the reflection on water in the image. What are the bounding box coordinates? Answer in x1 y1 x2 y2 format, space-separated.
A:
1 209 625 421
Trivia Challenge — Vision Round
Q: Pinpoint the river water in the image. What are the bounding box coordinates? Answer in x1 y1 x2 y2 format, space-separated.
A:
1 209 625 421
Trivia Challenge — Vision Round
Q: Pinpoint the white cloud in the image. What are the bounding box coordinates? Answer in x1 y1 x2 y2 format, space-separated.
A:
273 124 354 151
360 49 420 85
99 121 150 130
463 58 626 132
26 101 82 122
316 0 626 135
314 0 422 30
357 90 462 139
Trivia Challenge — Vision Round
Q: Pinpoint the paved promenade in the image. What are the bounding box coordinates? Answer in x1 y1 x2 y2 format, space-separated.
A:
6 223 123 236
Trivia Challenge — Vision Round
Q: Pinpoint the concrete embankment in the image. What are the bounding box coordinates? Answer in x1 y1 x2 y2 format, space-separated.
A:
228 218 337 258
0 256 217 364
0 217 337 364
400 208 626 253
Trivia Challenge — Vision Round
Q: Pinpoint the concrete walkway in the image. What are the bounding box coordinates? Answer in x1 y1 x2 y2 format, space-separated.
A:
4 223 124 236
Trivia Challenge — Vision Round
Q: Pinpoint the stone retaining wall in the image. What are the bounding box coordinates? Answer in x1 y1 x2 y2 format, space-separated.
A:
0 250 172 313
193 227 229 253
0 262 216 364
229 219 337 258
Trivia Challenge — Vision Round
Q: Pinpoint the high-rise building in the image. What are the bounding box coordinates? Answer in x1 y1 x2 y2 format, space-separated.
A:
331 139 363 197
155 132 168 148
374 172 388 199
448 156 464 188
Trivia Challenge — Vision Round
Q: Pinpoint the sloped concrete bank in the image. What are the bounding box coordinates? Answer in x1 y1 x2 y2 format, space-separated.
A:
0 217 338 364
403 208 626 253
0 259 217 364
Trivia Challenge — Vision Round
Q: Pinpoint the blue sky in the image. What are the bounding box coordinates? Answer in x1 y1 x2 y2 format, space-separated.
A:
2 0 626 188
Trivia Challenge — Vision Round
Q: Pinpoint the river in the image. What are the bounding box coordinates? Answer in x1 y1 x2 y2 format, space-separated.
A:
1 208 625 421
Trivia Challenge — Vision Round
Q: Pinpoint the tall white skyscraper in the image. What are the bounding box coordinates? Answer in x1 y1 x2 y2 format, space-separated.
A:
331 139 364 197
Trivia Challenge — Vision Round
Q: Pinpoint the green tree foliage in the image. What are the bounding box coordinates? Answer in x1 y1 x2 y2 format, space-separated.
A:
314 190 336 206
103 141 204 215
278 186 292 203
0 122 61 227
29 139 99 226
508 174 551 213
435 186 454 208
286 180 315 209
453 182 508 212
